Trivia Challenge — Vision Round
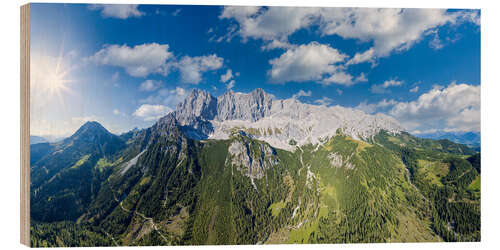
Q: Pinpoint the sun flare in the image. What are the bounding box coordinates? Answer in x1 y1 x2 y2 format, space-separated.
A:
45 64 72 96
31 51 74 101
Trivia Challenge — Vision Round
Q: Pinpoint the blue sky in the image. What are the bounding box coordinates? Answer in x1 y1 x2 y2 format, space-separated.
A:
29 3 480 138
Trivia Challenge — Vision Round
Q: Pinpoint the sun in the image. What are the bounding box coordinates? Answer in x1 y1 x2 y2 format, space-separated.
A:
31 51 75 102
45 59 72 96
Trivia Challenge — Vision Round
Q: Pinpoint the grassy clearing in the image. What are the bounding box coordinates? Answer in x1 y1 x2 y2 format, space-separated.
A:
467 176 480 192
387 136 403 145
390 211 441 243
265 228 290 244
95 158 113 172
165 206 189 236
70 154 90 169
269 201 286 217
345 136 372 152
417 159 450 187
139 176 151 186
286 206 329 244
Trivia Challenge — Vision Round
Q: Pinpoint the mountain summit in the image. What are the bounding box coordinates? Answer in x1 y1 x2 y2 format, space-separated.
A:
29 89 480 246
172 88 403 150
70 121 112 139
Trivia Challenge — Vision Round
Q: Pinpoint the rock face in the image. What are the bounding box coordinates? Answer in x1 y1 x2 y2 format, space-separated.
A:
226 139 278 180
175 89 217 123
328 152 354 169
171 88 403 151
216 88 273 122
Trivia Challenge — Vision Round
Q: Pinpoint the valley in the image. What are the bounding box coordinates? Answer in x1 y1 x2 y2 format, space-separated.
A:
29 89 480 246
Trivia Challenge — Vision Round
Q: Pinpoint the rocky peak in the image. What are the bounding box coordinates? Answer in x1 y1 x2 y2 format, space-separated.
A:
175 88 217 125
151 113 186 140
173 88 275 124
75 121 107 132
70 121 113 141
157 113 179 128
216 88 273 122
63 121 125 157
250 88 271 100
226 137 278 181
166 88 403 151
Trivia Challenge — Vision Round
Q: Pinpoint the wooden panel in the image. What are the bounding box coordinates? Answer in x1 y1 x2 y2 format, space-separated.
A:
20 3 30 247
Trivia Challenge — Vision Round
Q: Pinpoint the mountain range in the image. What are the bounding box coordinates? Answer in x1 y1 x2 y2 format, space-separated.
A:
173 88 403 150
30 135 48 145
30 88 480 246
415 131 480 150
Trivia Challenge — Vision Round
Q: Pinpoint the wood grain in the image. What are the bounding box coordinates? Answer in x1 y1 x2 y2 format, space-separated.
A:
20 3 30 247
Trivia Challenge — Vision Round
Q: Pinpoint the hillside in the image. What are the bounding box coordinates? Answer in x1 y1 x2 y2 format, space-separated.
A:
415 131 480 150
29 89 480 246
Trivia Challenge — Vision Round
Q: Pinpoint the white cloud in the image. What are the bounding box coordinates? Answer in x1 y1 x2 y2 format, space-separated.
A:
219 6 261 21
370 86 387 94
220 7 478 86
346 48 376 66
292 90 312 99
371 79 403 94
111 72 120 82
171 86 186 96
389 82 480 132
133 104 173 121
209 24 239 43
88 43 173 77
89 4 144 19
139 79 163 91
323 71 367 86
429 31 444 50
220 70 239 89
139 87 188 112
268 42 359 85
89 44 225 84
261 40 295 51
220 69 234 83
355 99 397 114
220 7 479 62
314 96 333 106
177 54 224 84
354 73 368 83
432 84 444 90
457 10 481 26
226 80 235 90
336 89 343 95
383 79 403 88
113 109 126 117
172 8 182 16
410 86 419 93
319 8 466 58
220 6 318 43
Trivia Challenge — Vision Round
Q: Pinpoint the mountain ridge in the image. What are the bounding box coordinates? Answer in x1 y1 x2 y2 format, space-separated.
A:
29 89 480 246
415 131 480 149
173 88 403 150
30 135 48 145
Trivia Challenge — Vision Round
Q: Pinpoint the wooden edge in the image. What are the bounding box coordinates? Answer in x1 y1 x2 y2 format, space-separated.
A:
20 3 30 247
